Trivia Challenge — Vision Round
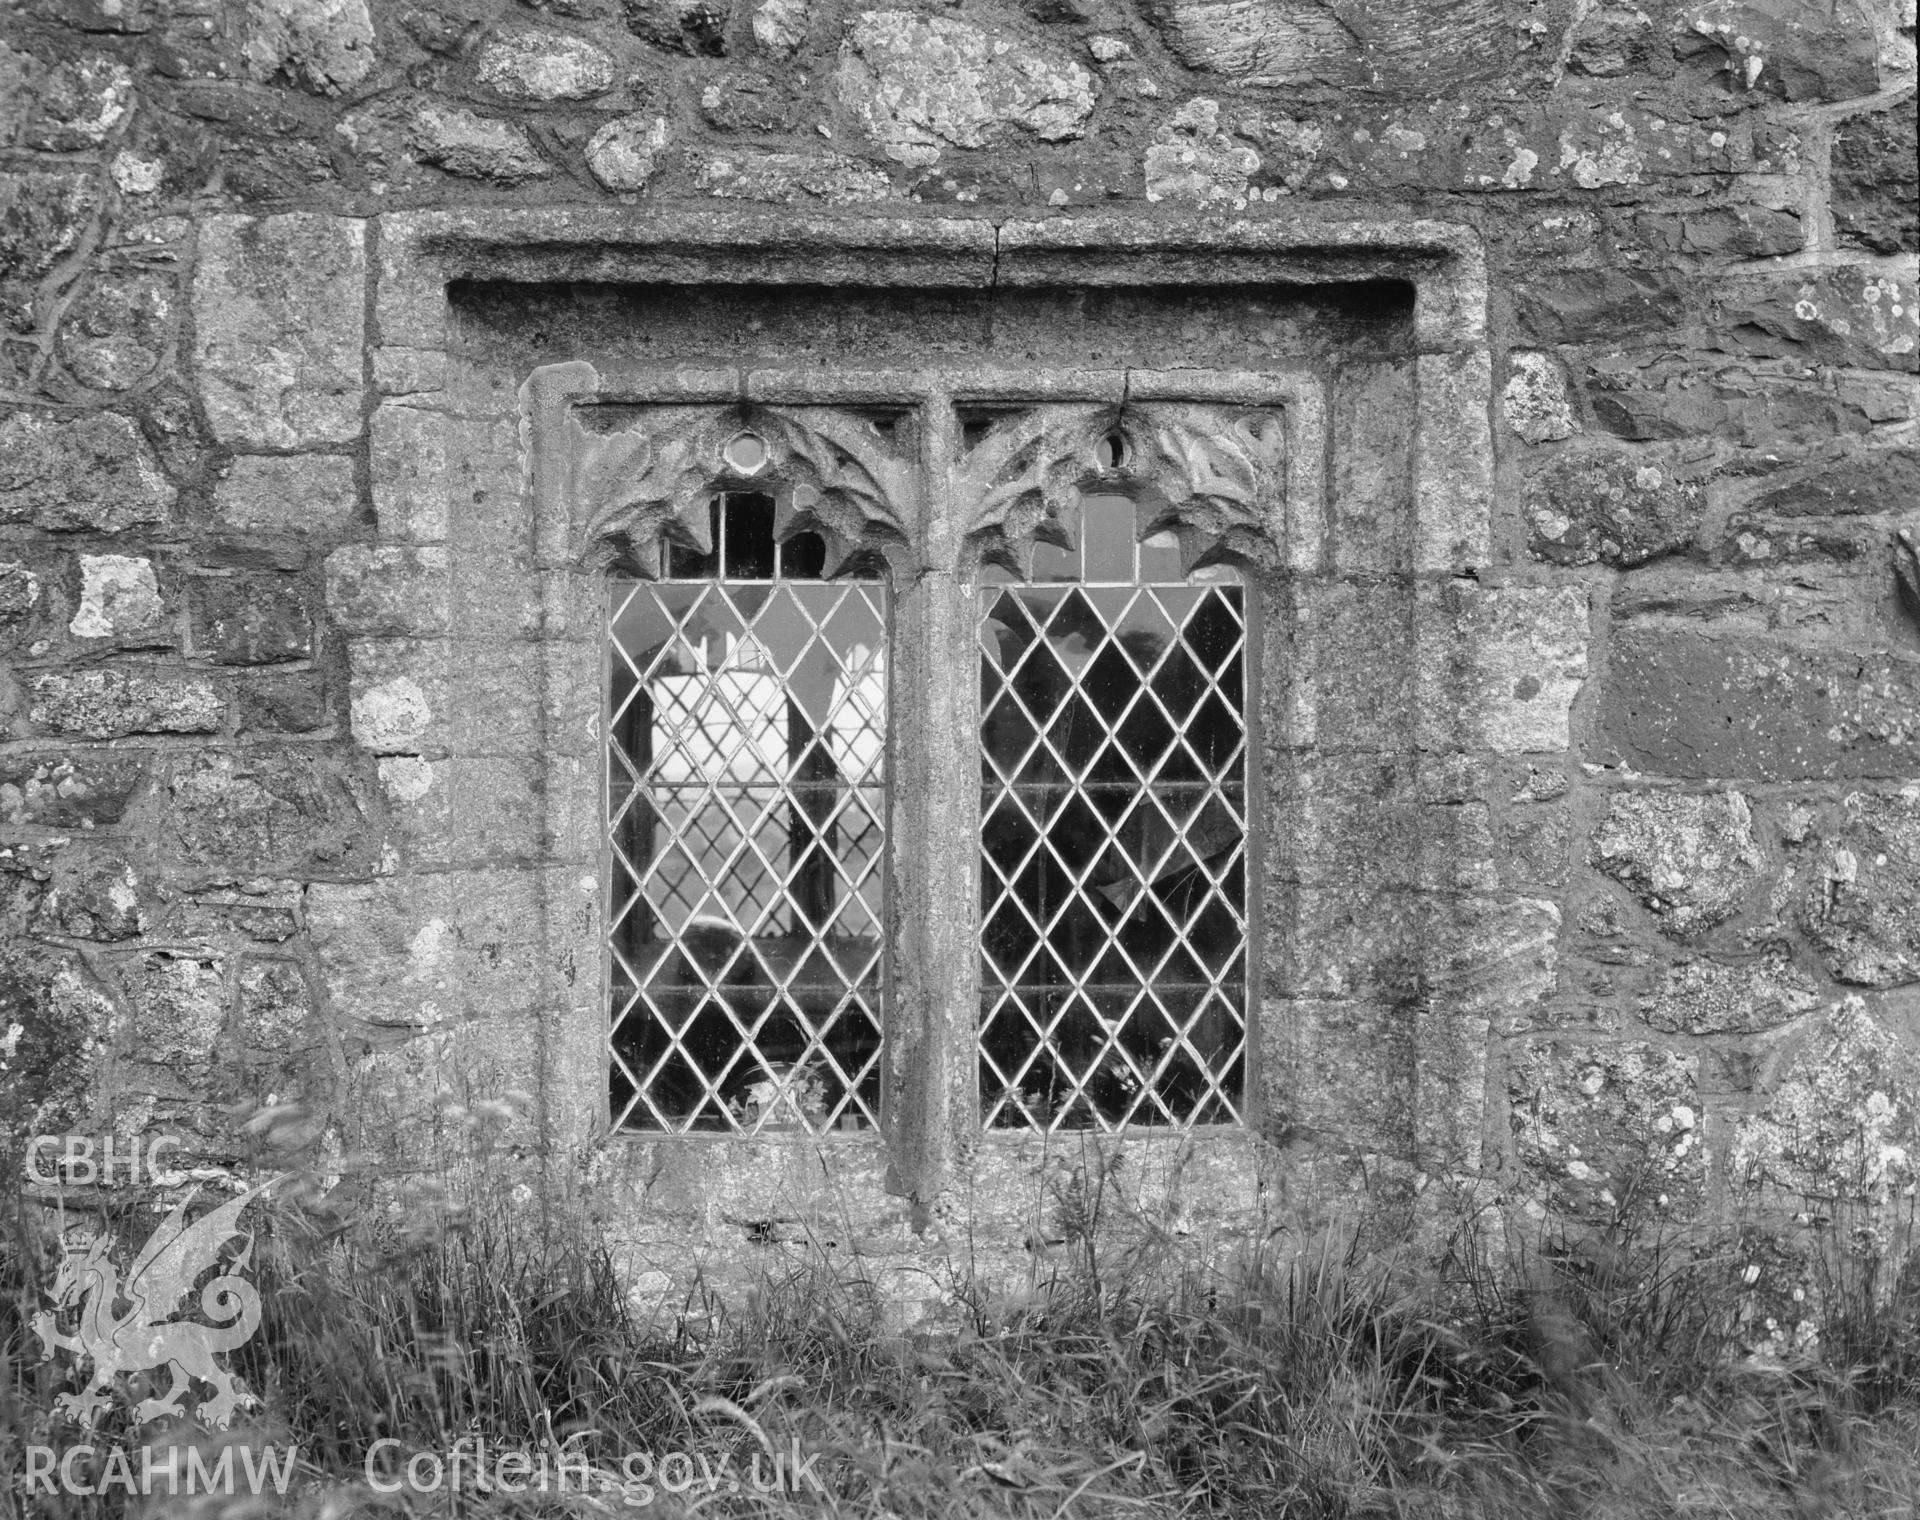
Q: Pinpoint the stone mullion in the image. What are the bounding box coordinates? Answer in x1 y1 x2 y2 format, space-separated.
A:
884 392 980 1209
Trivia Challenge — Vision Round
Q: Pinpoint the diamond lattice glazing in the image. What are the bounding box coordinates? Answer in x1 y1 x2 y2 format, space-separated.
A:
978 500 1248 1130
606 505 887 1134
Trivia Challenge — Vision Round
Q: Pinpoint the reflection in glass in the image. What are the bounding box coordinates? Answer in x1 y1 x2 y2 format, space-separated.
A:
978 494 1248 1130
608 494 886 1134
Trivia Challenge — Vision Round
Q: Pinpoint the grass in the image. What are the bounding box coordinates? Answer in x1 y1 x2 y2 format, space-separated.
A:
4 1143 1920 1519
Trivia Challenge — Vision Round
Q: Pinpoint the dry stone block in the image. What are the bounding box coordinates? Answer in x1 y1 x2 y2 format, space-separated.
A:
0 43 31 142
0 412 173 533
412 105 554 182
1144 98 1260 206
476 26 617 100
36 849 146 940
57 272 173 391
325 545 451 636
238 671 330 736
693 150 892 204
191 571 314 665
836 12 1096 167
1605 633 1920 781
0 843 55 931
1413 350 1493 572
24 0 154 30
753 0 807 52
1421 585 1589 755
1498 802 1574 895
1639 951 1820 1035
1424 895 1560 1035
233 958 314 1051
1554 104 1672 189
1510 1039 1704 1215
215 454 359 536
308 870 548 1031
586 116 671 193
0 170 99 330
349 643 442 752
1711 268 1918 371
1525 443 1706 567
1679 0 1881 102
1143 0 1545 91
19 55 135 151
159 883 302 946
1515 269 1685 347
29 668 222 739
1502 353 1576 444
699 71 805 134
118 952 227 1072
243 0 375 93
1739 449 1919 517
1640 204 1805 258
1731 997 1918 1201
0 753 147 829
622 0 732 55
70 554 163 640
1589 790 1762 937
370 404 447 542
0 942 115 1138
1587 354 1890 448
378 754 545 866
1792 789 1920 988
1712 515 1876 570
193 215 367 449
1143 0 1363 85
1832 104 1918 255
165 750 374 875
223 957 324 1111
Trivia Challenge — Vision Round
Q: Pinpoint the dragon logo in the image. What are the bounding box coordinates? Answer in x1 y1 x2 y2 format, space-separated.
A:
32 1180 278 1428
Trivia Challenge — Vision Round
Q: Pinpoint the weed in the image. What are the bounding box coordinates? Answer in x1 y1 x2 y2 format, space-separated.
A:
5 1140 1919 1519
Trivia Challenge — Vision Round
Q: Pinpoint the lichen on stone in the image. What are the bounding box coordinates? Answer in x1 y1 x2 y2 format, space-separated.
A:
1144 97 1261 206
1589 791 1764 937
1732 997 1918 1205
1510 1038 1705 1216
70 554 162 640
1501 352 1576 445
835 12 1096 167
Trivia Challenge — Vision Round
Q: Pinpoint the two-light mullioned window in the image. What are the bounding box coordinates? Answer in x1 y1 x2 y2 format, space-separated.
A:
604 410 1262 1138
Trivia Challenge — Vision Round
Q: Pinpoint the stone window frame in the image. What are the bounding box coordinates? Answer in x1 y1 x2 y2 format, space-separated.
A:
362 209 1493 1214
547 368 1321 1162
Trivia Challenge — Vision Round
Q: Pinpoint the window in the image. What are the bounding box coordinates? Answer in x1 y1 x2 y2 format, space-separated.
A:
978 485 1249 1130
607 466 891 1134
593 391 1283 1140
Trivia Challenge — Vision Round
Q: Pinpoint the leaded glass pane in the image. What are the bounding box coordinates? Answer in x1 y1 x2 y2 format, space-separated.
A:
608 495 887 1134
978 494 1248 1130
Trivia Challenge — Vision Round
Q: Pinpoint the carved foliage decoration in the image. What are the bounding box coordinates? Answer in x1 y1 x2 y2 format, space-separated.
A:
573 404 918 578
954 404 1108 576
958 401 1286 575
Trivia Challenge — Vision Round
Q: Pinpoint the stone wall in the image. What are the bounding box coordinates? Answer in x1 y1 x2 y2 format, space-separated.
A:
2 0 1915 1333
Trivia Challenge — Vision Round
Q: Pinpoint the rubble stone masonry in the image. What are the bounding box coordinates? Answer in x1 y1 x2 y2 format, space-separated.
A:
0 0 1915 1338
